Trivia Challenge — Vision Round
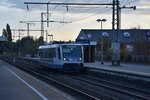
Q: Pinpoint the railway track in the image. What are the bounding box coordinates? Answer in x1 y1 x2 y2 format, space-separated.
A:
70 75 150 99
1 58 104 100
1 57 150 100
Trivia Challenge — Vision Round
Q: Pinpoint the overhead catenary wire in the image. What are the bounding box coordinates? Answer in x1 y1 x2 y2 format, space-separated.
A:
23 0 114 30
20 0 138 40
16 0 44 31
45 0 112 30
59 0 136 22
50 8 111 32
14 0 138 29
48 0 137 33
122 0 138 6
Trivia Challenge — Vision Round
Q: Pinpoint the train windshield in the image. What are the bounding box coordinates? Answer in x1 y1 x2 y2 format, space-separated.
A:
62 45 82 61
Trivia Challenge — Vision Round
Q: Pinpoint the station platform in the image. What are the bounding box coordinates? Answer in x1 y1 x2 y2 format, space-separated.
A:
0 60 75 100
85 61 150 77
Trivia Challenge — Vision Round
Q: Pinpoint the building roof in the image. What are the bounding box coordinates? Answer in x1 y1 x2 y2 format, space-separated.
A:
76 29 150 44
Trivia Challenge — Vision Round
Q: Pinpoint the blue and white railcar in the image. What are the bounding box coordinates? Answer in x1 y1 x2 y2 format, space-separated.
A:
38 43 84 72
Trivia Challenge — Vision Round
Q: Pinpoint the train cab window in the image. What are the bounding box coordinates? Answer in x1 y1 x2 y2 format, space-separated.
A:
48 48 56 58
48 48 52 58
45 49 48 58
52 48 56 58
39 50 44 58
58 48 61 60
62 45 82 60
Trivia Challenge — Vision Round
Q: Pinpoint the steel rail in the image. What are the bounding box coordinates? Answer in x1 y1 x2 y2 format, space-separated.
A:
70 75 150 100
82 75 150 96
2 58 100 100
3 57 150 100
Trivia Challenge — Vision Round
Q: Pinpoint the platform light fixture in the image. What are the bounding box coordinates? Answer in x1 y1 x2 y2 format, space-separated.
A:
97 18 107 64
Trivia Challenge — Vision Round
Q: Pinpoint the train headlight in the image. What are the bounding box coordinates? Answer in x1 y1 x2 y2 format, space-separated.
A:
79 58 82 60
79 58 82 61
63 58 67 61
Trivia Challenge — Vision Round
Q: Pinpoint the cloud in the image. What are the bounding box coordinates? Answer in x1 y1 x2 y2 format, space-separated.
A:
130 0 150 15
2 0 150 20
0 5 8 12
5 0 113 10
6 0 27 10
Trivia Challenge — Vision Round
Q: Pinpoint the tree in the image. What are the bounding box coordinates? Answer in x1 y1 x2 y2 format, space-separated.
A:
20 37 34 56
2 24 13 54
18 36 44 56
133 33 150 63
120 43 129 62
36 36 44 45
6 24 12 42
130 24 141 29
96 37 111 61
2 29 7 39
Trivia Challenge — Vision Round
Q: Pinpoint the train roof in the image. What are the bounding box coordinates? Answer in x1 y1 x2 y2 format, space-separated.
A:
38 42 82 49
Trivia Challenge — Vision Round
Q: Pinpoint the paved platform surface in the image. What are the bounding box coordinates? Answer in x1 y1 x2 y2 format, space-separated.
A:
85 61 150 77
0 60 76 100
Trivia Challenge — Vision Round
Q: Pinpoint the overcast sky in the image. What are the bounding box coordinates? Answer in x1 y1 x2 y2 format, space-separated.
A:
0 0 150 41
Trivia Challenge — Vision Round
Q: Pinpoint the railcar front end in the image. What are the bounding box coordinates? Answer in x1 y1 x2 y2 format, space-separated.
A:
61 45 84 72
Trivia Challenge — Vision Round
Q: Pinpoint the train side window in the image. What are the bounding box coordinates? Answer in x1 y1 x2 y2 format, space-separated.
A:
40 49 44 58
53 48 56 58
45 49 47 58
58 48 61 60
49 48 52 59
48 48 51 58
43 49 46 58
39 50 41 57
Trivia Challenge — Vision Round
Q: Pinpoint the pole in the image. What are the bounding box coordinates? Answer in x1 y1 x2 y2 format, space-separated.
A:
41 12 44 38
101 21 104 64
46 30 48 42
18 30 21 56
27 23 29 37
47 4 49 27
117 0 120 65
88 41 91 62
112 0 120 66
97 19 106 64
51 35 53 42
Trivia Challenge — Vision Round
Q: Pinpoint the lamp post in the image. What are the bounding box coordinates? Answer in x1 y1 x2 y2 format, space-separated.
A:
97 19 107 64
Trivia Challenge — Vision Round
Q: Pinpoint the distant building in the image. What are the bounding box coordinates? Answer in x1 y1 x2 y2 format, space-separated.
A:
0 35 7 42
76 29 150 62
0 35 7 54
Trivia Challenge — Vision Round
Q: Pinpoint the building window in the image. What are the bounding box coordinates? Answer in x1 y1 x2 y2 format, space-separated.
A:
102 32 109 36
146 31 150 37
123 32 131 37
87 34 92 38
79 36 84 39
126 45 133 52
